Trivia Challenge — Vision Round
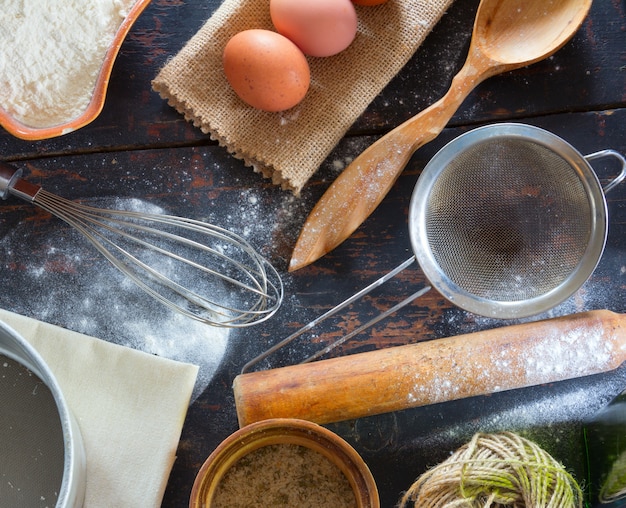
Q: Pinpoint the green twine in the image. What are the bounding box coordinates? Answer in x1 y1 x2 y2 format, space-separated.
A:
398 432 583 508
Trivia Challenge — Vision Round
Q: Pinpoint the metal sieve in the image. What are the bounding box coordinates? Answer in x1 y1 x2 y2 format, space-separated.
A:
409 123 625 319
242 123 625 371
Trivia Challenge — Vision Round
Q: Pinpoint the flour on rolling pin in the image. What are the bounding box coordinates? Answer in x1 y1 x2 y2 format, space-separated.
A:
234 310 626 426
0 0 136 128
409 319 613 404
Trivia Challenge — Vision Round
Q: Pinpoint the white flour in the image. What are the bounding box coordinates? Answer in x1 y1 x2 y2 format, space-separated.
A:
0 0 136 128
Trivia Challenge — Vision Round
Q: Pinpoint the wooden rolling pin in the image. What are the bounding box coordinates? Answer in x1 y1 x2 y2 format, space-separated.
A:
233 310 626 427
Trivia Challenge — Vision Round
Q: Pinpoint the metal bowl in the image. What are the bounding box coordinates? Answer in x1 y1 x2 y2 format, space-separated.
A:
0 320 86 507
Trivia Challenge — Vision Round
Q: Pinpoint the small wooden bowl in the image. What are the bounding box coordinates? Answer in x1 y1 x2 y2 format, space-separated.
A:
0 0 152 140
190 418 379 507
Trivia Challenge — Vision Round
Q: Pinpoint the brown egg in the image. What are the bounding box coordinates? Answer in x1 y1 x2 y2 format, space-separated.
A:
270 0 358 57
352 0 389 5
223 29 310 112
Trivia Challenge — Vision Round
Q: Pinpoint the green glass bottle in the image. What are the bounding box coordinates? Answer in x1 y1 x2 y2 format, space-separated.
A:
584 390 626 507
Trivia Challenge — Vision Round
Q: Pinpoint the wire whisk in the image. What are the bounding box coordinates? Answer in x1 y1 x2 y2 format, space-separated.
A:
0 162 283 327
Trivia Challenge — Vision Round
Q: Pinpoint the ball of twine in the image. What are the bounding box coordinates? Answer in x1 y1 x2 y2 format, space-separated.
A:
398 432 583 508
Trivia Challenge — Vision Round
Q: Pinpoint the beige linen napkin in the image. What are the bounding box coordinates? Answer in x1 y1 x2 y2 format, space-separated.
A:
0 309 199 508
152 0 455 194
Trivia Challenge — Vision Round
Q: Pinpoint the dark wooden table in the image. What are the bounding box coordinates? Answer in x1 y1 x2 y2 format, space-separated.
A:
1 1 625 506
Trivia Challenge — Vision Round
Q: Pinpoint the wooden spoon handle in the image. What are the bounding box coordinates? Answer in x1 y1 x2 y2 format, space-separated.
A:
234 310 626 427
289 59 490 272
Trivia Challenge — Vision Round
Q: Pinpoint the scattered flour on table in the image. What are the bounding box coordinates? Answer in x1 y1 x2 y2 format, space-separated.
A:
0 197 229 402
225 186 303 241
421 380 625 456
0 0 137 128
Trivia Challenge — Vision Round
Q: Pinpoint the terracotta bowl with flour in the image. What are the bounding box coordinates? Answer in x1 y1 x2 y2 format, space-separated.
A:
0 0 152 140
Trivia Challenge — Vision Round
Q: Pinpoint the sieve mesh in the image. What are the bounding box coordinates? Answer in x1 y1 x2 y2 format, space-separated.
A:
425 138 592 302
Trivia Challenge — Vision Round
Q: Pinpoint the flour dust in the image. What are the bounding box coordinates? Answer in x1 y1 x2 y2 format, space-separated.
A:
0 197 230 402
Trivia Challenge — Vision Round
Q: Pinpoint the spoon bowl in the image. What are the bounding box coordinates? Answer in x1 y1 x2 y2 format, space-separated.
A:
289 0 593 271
477 0 590 64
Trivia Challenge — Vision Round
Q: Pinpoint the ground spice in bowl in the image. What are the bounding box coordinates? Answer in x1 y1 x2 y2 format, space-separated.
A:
190 418 378 508
212 443 357 507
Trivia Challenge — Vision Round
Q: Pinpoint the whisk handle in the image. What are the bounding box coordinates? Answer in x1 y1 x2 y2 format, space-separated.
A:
0 161 40 201
0 162 21 200
233 310 626 427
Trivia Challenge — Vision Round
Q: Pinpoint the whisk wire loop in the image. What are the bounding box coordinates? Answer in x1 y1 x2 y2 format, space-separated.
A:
72 208 272 300
0 169 284 328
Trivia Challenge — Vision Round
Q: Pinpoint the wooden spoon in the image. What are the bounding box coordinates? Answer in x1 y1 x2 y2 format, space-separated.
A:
289 0 593 272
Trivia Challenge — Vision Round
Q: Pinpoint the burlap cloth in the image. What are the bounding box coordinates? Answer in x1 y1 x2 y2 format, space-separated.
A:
152 0 454 194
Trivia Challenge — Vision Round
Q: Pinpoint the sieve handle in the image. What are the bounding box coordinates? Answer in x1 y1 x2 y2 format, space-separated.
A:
234 310 626 427
241 256 430 374
585 150 626 194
